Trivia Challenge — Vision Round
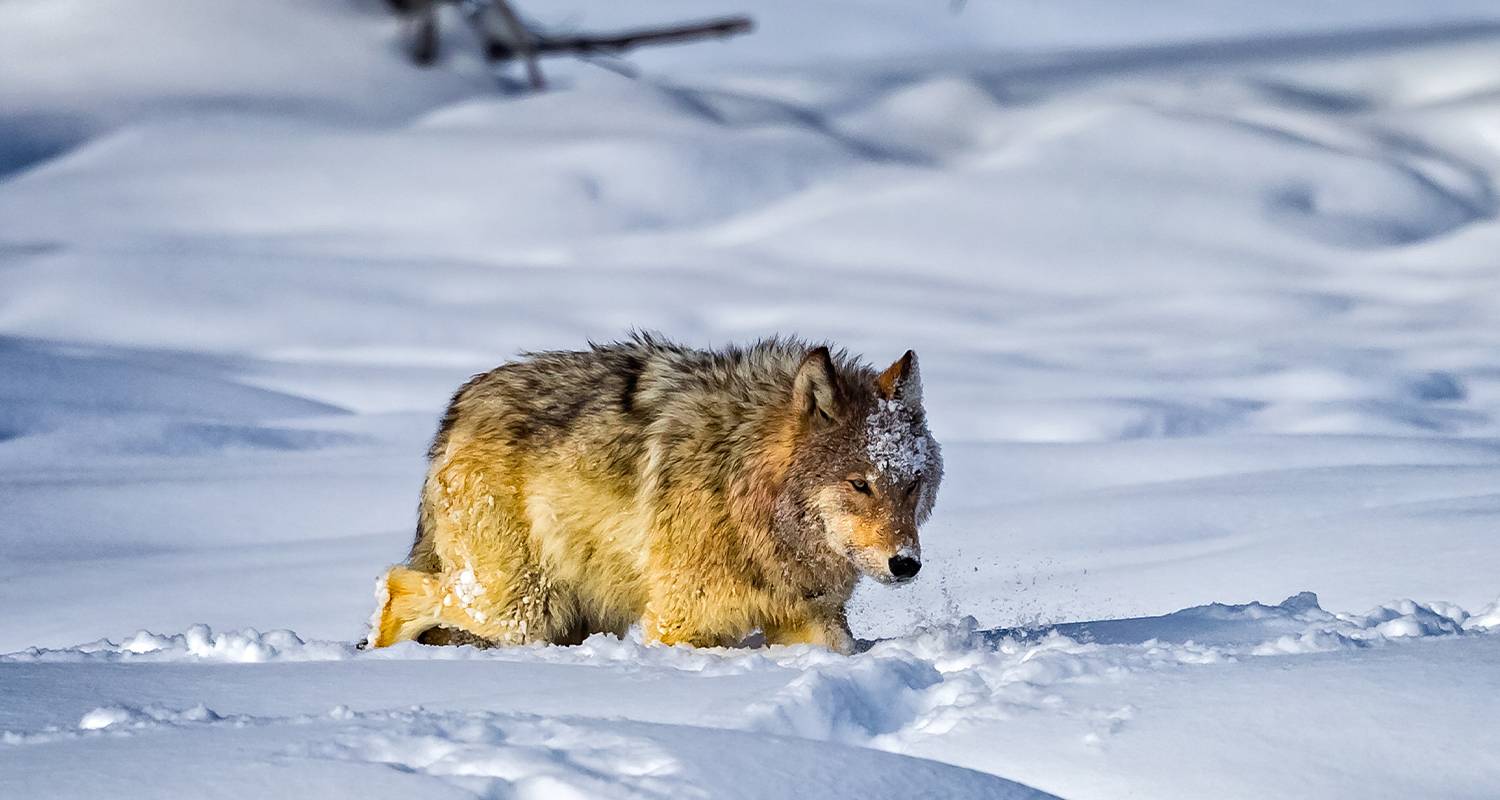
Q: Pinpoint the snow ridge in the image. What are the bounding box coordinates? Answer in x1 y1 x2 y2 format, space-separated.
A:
7 593 1496 752
5 704 1048 800
744 592 1500 750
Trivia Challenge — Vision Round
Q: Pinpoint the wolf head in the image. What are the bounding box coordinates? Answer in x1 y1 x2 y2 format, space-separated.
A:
783 347 943 585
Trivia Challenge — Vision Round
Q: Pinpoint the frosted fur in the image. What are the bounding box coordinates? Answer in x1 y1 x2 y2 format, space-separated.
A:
864 361 943 521
866 398 935 483
450 566 488 625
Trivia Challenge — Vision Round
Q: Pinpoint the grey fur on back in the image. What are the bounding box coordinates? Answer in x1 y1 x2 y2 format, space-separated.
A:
408 333 873 568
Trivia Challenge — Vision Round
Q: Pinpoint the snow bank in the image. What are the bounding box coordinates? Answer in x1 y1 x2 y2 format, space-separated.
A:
2 625 348 664
12 703 1049 800
1460 597 1500 631
745 592 1500 748
10 593 1495 748
3 596 1496 798
302 710 1053 799
78 703 225 731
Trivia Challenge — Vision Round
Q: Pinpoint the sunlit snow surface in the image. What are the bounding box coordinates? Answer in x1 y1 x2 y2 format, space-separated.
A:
4 1 1500 798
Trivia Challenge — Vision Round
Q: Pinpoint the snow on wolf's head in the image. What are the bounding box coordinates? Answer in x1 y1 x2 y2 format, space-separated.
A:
782 347 943 585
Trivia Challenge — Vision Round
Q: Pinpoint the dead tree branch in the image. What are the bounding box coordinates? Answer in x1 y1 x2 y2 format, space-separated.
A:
388 1 754 90
490 16 755 61
486 0 545 90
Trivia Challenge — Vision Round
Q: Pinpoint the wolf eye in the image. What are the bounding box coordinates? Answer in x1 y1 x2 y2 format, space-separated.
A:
848 478 872 495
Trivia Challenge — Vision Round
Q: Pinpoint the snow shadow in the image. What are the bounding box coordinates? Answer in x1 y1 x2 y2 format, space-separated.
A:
0 337 356 454
0 113 92 180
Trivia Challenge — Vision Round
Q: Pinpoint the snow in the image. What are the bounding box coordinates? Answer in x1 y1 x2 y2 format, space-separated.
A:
5 594 1499 798
864 396 940 487
5 0 1500 797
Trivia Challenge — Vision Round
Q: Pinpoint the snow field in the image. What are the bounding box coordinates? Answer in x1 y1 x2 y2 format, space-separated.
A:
5 592 1498 797
6 0 1500 797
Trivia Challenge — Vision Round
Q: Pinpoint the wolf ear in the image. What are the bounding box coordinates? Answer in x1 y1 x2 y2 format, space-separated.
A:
877 350 922 405
793 346 842 423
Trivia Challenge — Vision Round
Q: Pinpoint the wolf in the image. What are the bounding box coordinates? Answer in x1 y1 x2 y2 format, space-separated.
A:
366 334 942 654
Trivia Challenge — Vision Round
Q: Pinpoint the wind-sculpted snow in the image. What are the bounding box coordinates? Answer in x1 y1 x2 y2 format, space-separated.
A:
3 594 1496 798
4 696 1056 800
3 703 1051 799
7 1 1500 797
744 592 1500 746
22 591 1500 668
8 594 1495 716
1465 598 1500 632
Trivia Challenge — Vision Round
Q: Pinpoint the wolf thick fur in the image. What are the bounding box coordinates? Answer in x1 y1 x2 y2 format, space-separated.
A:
368 334 942 654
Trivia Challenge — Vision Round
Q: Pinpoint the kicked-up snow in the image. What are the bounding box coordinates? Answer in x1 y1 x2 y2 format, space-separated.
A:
4 0 1500 798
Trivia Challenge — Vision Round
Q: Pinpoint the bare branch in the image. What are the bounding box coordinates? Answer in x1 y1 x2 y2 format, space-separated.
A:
492 16 755 61
487 0 545 90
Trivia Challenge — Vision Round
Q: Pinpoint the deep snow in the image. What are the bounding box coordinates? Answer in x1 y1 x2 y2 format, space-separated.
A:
4 1 1500 798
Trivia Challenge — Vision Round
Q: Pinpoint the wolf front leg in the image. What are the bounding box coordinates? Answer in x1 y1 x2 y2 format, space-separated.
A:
763 607 855 654
639 594 741 649
637 497 756 648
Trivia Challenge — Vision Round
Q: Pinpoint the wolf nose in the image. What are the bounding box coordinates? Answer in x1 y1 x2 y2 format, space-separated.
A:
888 555 921 580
